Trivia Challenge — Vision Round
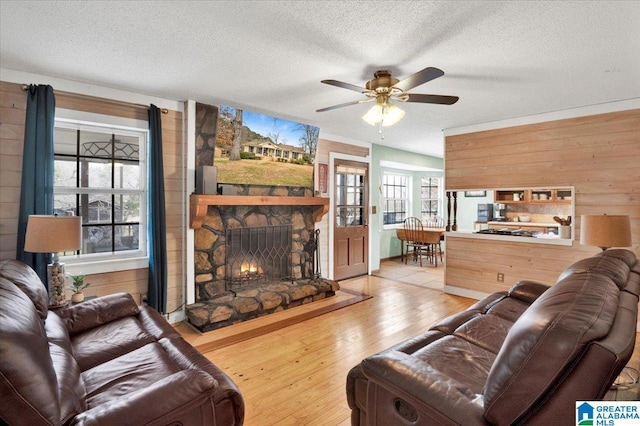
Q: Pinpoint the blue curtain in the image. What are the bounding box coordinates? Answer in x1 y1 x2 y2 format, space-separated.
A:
16 85 56 284
147 105 168 313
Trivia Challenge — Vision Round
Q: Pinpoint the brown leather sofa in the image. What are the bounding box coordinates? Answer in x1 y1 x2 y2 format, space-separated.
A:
347 249 639 425
0 259 244 426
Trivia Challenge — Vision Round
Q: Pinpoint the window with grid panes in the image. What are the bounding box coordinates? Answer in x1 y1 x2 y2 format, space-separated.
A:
53 119 147 262
382 173 409 225
421 176 441 223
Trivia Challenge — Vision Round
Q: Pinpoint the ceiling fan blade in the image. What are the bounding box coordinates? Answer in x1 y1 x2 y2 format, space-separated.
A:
403 93 459 105
321 79 368 93
316 99 368 112
393 67 444 92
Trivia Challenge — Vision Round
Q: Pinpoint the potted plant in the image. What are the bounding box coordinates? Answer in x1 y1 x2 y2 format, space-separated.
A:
67 273 91 303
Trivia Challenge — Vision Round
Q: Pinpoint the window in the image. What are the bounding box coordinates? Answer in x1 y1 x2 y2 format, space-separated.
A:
336 166 365 227
382 173 409 226
421 175 442 223
53 119 147 267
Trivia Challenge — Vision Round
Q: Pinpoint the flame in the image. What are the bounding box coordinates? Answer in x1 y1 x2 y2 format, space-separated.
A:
239 262 263 275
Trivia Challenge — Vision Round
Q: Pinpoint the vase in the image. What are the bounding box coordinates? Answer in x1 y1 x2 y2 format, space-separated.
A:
560 225 571 239
71 293 85 303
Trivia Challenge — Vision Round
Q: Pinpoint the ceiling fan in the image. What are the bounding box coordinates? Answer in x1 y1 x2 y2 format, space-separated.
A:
316 67 459 127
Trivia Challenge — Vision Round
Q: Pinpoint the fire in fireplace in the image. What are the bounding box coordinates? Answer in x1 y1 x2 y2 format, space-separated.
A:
232 262 264 284
225 224 292 291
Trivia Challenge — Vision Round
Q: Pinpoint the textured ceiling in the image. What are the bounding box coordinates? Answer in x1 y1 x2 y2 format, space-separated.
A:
1 1 639 158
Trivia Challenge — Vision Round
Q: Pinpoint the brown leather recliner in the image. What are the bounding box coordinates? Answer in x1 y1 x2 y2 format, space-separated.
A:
347 249 639 425
0 259 244 425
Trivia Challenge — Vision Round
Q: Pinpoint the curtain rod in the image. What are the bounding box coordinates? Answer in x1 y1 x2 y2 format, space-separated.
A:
21 84 169 114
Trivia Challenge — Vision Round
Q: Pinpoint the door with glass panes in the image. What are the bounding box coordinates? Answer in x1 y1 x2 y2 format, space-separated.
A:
334 161 368 280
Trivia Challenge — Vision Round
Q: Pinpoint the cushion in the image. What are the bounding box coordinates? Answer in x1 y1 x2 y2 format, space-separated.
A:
0 278 60 425
453 314 514 354
0 259 49 319
82 343 181 408
56 292 140 335
45 313 86 421
485 297 531 323
71 315 155 371
596 249 638 268
413 335 497 396
483 273 619 425
557 256 629 289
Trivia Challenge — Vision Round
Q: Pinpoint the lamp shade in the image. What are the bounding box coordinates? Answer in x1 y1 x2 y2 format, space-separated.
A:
579 214 632 250
24 215 82 253
362 102 405 127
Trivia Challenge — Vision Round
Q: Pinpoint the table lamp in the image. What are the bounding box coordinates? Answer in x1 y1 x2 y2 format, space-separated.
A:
579 214 632 251
24 215 82 307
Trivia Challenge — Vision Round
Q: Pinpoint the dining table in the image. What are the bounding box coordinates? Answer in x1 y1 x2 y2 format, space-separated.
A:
396 228 445 266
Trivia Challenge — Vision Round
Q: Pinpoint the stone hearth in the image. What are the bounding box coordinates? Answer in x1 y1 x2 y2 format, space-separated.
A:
186 278 339 332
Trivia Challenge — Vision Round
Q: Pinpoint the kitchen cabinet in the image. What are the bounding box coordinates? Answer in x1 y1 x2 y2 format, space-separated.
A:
530 189 571 204
494 188 572 204
494 190 526 203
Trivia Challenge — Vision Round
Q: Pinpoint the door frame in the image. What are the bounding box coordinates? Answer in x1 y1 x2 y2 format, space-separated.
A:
328 152 372 280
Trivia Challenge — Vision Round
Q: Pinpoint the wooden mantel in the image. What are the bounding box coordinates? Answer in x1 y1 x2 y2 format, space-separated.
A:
190 194 330 229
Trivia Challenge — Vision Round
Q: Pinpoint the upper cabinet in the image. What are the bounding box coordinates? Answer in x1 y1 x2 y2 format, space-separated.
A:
495 188 572 204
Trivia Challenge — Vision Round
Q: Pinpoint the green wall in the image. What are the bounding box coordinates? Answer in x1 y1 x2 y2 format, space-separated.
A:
370 144 443 272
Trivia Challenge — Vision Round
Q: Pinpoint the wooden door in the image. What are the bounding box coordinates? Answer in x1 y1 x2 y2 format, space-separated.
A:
333 161 368 280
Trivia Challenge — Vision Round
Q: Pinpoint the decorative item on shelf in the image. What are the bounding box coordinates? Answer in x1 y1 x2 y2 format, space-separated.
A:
24 215 82 307
580 214 631 251
554 216 572 239
67 273 90 303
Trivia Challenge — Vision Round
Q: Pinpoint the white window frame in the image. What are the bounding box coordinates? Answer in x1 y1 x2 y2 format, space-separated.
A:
381 171 411 229
54 113 149 275
420 174 444 223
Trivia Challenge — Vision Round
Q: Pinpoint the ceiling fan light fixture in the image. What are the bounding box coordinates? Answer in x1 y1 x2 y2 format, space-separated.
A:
381 103 405 127
361 102 405 127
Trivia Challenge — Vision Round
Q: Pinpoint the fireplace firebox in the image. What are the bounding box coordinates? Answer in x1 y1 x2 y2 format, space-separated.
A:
225 224 292 292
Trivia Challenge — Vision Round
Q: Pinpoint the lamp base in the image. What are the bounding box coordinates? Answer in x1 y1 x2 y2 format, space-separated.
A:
48 262 67 307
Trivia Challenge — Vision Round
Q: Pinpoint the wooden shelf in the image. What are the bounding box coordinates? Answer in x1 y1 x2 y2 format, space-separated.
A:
190 194 330 229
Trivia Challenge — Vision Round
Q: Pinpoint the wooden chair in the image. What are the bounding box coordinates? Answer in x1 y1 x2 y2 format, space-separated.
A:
424 216 444 264
403 217 431 267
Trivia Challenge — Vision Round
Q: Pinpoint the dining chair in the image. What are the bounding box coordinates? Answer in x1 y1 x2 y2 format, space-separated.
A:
424 216 444 265
403 217 430 267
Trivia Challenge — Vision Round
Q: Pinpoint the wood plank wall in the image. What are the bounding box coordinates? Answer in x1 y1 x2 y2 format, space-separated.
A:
0 81 185 312
444 109 640 296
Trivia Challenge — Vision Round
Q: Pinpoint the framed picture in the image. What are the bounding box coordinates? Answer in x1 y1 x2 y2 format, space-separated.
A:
318 163 328 194
464 190 486 197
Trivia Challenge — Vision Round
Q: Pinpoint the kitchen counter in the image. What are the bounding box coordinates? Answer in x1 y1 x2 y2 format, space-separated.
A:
448 229 573 246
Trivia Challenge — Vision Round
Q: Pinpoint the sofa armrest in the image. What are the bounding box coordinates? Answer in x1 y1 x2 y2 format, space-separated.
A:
55 293 140 335
69 370 219 425
508 280 550 303
361 350 486 425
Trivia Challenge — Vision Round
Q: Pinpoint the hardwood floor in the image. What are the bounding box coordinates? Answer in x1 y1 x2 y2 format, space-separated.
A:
192 260 472 425
183 258 640 426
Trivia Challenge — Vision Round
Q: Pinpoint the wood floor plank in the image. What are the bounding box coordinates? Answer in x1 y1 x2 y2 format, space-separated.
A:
177 258 640 425
184 260 475 425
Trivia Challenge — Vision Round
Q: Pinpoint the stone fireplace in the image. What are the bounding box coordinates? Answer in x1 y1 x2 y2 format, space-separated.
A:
186 185 338 332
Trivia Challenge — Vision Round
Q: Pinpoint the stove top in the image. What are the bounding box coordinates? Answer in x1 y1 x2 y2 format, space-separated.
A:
475 228 536 237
